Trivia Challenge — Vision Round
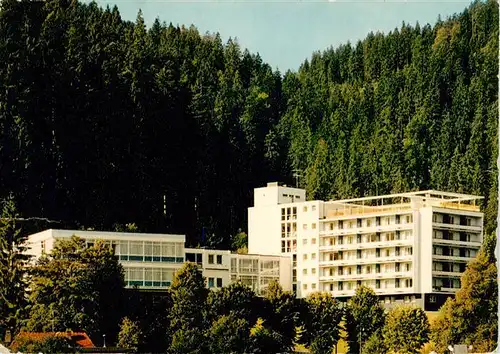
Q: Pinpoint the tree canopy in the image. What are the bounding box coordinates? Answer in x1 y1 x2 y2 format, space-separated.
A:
0 0 497 249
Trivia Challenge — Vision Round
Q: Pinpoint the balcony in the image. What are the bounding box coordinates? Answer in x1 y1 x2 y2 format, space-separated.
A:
432 238 481 248
432 222 482 233
319 239 412 251
319 270 413 282
319 223 413 237
325 286 415 297
432 254 475 261
319 254 412 267
323 204 413 219
432 270 463 277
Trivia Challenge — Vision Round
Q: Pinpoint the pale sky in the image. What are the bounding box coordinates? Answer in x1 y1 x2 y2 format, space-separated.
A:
92 0 473 72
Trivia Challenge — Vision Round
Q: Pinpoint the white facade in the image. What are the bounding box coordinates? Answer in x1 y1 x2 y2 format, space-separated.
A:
27 229 186 289
184 248 291 294
26 229 292 295
248 183 484 309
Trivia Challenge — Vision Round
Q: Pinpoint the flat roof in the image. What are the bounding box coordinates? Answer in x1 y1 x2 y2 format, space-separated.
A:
325 190 483 205
31 229 185 240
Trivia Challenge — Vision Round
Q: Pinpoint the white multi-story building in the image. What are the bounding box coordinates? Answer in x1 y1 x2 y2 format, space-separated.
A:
26 229 186 289
26 229 291 295
185 248 291 294
248 182 484 310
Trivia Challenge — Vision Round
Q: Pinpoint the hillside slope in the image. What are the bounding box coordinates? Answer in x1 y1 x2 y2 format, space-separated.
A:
0 0 497 247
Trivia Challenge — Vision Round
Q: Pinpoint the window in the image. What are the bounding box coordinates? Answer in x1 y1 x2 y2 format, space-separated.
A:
329 223 334 230
311 238 316 245
367 219 372 227
357 234 362 243
376 279 381 289
376 248 380 258
312 268 316 274
339 236 343 245
217 278 223 287
405 279 413 288
208 277 215 288
312 223 317 230
303 254 308 261
396 215 400 224
357 265 361 274
311 253 316 260
303 239 307 245
312 283 316 290
216 255 222 264
386 249 390 257
303 206 308 212
303 224 308 230
208 255 214 264
376 217 381 226
406 263 410 272
376 264 380 273
357 250 362 259
312 205 316 211
303 269 308 275
281 241 286 253
303 284 308 290
281 208 286 221
395 279 400 288
338 282 343 291
429 295 436 303
406 215 413 223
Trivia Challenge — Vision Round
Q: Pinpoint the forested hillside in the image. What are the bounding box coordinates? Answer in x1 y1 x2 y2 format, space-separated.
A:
0 0 498 248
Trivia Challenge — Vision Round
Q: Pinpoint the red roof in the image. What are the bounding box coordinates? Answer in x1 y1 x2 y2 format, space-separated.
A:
12 332 95 349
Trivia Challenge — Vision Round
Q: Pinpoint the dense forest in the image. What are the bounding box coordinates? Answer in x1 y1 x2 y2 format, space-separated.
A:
0 0 498 248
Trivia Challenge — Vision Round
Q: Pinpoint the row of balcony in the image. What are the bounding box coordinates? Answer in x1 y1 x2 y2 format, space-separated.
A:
319 239 412 251
319 254 413 266
319 223 413 236
319 270 413 282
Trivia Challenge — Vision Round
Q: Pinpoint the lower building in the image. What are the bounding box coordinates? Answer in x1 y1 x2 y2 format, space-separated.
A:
26 229 292 295
185 248 291 294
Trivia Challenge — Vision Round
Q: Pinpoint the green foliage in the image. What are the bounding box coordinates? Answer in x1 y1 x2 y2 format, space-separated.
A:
0 0 496 250
168 262 208 353
206 281 261 324
117 317 142 350
231 230 248 251
26 237 125 344
431 232 498 352
345 285 386 353
113 223 139 233
207 313 250 353
0 196 30 337
11 334 74 353
122 291 171 353
264 280 301 350
248 317 287 353
304 292 343 354
383 306 430 354
361 329 386 354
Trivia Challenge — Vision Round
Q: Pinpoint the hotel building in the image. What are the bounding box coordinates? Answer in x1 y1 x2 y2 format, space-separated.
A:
26 183 484 310
26 229 290 294
248 182 484 310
